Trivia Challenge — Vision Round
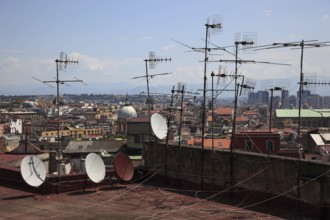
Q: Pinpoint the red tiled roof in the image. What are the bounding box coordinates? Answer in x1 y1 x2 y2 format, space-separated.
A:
243 111 259 115
0 154 26 167
236 116 249 122
214 107 233 115
186 138 231 149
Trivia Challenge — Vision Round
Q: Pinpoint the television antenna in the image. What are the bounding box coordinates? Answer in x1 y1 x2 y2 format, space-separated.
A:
234 32 258 54
132 51 171 115
303 73 317 94
216 65 230 86
254 39 330 209
210 69 237 150
275 79 291 90
201 16 222 190
208 33 290 150
32 51 84 194
209 32 290 191
260 79 275 91
261 79 291 91
239 76 256 96
173 15 223 189
253 40 330 149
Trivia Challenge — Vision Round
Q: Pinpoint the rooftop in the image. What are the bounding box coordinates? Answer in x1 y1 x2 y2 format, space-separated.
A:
276 109 330 118
0 181 298 219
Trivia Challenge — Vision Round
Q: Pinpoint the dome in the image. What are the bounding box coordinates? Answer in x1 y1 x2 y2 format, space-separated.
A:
23 101 35 108
117 105 137 120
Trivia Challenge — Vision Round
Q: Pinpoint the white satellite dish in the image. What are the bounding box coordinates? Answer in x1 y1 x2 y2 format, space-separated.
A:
85 153 106 183
20 155 46 187
150 113 168 140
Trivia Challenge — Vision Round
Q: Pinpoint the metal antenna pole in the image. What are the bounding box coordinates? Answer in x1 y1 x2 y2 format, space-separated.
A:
55 60 61 194
34 52 82 194
230 41 241 191
254 39 329 151
54 55 79 194
254 39 329 211
297 40 304 150
165 86 175 181
172 16 221 189
211 71 215 151
177 85 185 182
200 20 222 190
201 23 209 190
231 41 239 149
144 59 151 115
133 52 172 116
226 37 255 193
134 52 171 180
296 40 305 212
178 85 185 149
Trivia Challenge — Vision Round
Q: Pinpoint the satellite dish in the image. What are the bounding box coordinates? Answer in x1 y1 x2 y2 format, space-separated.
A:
150 113 168 140
114 152 134 181
20 155 46 187
85 153 106 183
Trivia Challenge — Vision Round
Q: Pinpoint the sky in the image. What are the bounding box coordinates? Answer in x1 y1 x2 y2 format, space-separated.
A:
0 0 329 96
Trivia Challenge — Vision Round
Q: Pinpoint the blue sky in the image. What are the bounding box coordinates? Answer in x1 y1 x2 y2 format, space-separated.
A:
0 0 329 96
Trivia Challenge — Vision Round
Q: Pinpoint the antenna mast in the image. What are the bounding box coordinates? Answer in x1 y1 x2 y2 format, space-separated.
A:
133 51 171 115
253 39 330 210
35 51 84 194
200 15 222 190
255 40 330 150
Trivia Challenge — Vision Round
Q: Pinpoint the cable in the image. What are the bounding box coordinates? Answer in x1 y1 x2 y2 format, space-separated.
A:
201 168 330 219
136 166 268 219
49 169 160 219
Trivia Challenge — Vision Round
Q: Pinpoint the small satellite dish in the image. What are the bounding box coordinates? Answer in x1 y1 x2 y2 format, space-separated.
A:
150 113 168 140
85 153 106 183
20 155 46 187
114 152 134 182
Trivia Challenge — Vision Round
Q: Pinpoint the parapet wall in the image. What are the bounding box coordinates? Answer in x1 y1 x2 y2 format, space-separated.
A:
142 142 330 206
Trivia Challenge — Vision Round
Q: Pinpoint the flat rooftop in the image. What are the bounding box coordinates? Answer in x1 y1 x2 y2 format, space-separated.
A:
0 181 306 219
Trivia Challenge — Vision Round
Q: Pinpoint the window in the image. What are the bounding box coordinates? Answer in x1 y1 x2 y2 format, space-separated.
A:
267 140 274 152
245 140 253 151
134 135 141 144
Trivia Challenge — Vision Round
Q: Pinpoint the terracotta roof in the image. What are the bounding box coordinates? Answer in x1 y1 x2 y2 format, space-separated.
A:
242 111 260 117
186 138 231 149
0 154 26 167
236 116 249 122
214 107 233 115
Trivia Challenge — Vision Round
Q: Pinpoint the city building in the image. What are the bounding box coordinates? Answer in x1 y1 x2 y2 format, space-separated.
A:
274 109 330 129
235 131 280 154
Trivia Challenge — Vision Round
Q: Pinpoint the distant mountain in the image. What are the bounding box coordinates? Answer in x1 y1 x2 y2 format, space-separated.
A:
1 75 330 97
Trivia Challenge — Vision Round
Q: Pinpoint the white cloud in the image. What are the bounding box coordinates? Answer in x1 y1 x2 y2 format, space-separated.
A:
161 44 176 51
140 36 153 41
261 10 272 16
320 14 329 20
287 34 296 40
68 52 142 83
